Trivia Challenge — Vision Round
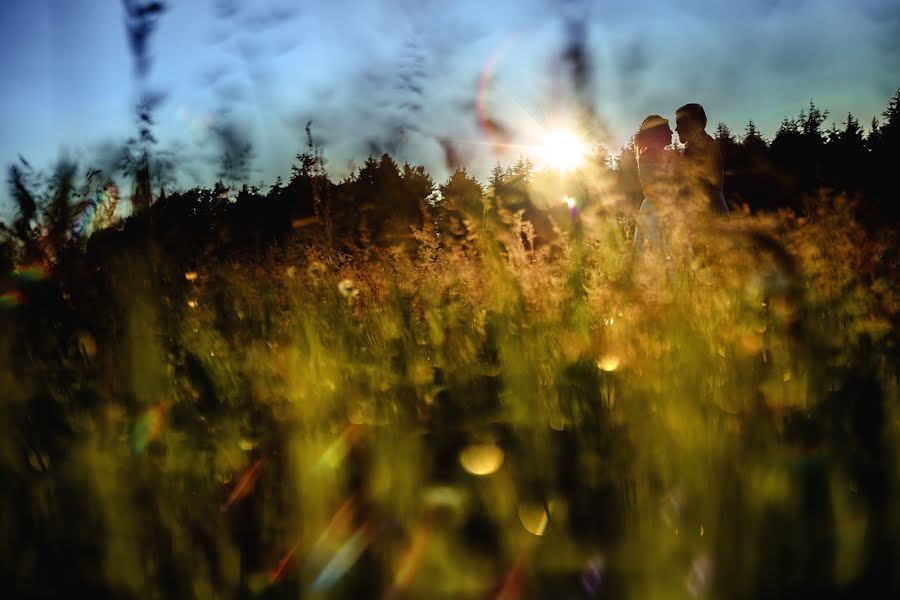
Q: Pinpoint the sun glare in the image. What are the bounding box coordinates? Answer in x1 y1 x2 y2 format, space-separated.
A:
540 129 589 172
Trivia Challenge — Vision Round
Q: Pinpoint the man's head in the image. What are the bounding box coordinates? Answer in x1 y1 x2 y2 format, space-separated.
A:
675 103 707 144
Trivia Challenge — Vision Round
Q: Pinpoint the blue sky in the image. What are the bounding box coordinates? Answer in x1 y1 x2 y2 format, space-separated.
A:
1 0 899 216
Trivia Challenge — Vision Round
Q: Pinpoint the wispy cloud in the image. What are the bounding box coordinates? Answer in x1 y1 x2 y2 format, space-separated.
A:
1 0 898 203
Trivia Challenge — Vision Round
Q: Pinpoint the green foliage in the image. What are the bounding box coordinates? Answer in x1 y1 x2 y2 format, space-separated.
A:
1 170 897 597
2 87 900 598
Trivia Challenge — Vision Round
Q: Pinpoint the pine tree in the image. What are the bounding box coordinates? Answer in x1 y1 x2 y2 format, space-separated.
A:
591 144 612 172
869 88 900 220
797 100 829 148
401 162 434 205
882 87 900 125
511 156 533 185
268 175 283 197
439 168 484 216
742 119 764 144
878 88 900 147
489 161 506 201
775 116 800 137
715 122 736 144
840 113 863 146
715 122 739 170
825 112 866 190
866 118 882 152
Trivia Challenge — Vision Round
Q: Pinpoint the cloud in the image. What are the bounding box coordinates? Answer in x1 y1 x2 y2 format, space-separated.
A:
263 0 899 179
577 0 900 141
4 0 899 211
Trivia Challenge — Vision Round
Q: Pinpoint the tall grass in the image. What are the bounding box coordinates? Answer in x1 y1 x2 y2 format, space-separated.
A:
1 184 897 598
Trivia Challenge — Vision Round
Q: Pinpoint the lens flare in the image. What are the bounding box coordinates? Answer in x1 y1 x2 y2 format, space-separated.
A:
476 34 522 153
422 485 466 512
495 546 528 600
597 355 620 372
0 290 25 308
221 456 266 512
459 443 504 476
12 262 50 282
73 192 102 237
390 517 432 593
518 502 551 536
129 403 168 454
310 496 357 562
685 553 712 597
581 555 606 595
540 129 589 172
315 424 362 471
269 541 300 584
312 524 372 590
74 183 120 237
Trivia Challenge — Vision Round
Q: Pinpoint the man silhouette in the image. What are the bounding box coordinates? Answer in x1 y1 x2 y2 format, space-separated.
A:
675 103 729 215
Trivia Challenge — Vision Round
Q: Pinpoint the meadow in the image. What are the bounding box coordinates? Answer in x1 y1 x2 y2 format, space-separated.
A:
1 150 897 599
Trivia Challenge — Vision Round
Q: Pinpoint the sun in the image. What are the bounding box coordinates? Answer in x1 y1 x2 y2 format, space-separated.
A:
540 129 589 172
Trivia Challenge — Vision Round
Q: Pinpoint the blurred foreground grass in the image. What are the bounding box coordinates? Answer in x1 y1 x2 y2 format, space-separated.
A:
1 190 898 599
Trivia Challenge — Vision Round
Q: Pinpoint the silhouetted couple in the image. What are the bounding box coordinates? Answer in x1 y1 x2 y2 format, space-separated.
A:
632 103 728 262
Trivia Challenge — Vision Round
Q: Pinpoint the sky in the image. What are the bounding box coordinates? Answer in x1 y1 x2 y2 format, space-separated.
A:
1 0 899 217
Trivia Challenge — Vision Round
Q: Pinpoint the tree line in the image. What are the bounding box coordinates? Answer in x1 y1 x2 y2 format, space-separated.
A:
1 89 898 272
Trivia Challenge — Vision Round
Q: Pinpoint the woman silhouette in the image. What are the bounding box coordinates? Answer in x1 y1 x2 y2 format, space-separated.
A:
632 115 676 253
